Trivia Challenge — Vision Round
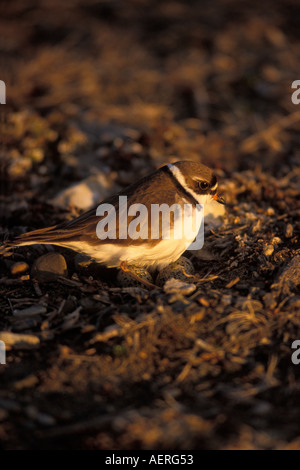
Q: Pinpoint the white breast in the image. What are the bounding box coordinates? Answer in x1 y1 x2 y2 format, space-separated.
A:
68 199 203 270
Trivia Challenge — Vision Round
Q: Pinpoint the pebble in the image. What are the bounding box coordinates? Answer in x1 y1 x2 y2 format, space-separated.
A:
13 304 47 318
264 245 274 257
50 173 117 211
10 262 29 276
31 252 68 282
266 207 275 216
285 223 294 238
164 278 196 295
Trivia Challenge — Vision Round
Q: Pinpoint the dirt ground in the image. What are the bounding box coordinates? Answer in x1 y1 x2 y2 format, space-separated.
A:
1 0 300 450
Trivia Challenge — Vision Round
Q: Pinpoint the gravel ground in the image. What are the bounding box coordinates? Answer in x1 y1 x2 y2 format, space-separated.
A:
1 0 300 450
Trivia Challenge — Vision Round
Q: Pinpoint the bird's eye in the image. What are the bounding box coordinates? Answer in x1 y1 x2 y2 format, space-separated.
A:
199 181 209 190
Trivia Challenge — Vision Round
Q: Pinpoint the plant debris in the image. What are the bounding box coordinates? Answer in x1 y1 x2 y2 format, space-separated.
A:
1 0 300 451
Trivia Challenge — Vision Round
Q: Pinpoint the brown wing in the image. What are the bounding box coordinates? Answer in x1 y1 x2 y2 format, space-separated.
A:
8 167 181 247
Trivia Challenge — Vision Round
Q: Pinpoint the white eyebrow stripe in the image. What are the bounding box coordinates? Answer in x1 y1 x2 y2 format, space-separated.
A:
167 163 203 204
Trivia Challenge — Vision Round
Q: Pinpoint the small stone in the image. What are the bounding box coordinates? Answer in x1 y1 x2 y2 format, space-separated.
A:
285 223 293 239
13 304 47 317
10 261 29 276
164 278 196 295
264 245 274 257
266 207 275 216
31 252 68 282
50 173 117 211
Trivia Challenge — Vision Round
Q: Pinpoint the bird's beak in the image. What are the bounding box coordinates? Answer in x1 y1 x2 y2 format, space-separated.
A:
213 193 225 204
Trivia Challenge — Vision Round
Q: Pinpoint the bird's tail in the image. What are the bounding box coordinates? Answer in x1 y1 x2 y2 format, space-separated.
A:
0 224 61 255
0 217 91 256
1 207 97 256
0 241 14 256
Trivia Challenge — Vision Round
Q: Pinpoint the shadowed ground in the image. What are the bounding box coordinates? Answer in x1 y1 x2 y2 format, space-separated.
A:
1 0 300 450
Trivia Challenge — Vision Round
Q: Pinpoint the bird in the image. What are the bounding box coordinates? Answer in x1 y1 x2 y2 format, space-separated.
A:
2 161 225 286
